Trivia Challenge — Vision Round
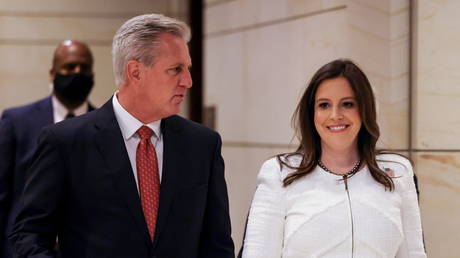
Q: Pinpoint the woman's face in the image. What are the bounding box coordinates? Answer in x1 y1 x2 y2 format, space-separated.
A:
314 77 362 152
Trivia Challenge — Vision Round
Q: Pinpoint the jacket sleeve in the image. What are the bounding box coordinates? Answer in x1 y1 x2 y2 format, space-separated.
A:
0 112 15 255
198 134 235 258
9 128 65 258
395 158 427 258
241 158 286 258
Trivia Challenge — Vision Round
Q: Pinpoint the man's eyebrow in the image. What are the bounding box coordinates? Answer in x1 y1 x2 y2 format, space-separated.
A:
169 63 191 67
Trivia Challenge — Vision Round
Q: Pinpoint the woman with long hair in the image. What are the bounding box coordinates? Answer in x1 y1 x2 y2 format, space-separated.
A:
241 59 426 257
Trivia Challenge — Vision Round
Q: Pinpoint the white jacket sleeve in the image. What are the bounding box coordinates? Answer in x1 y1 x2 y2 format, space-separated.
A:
395 157 427 258
242 158 286 258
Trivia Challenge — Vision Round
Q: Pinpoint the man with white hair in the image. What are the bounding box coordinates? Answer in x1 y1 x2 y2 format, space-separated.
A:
10 14 235 258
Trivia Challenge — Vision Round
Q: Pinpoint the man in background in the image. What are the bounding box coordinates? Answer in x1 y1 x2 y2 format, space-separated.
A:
0 40 95 258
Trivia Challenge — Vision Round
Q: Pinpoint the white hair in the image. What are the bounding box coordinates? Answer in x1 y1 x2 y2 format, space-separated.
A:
112 13 191 85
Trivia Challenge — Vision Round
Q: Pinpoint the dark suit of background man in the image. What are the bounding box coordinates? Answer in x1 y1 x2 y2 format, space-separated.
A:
10 14 235 258
0 40 95 258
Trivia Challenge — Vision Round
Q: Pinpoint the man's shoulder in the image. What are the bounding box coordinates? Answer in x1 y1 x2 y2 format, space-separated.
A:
2 97 51 119
164 115 218 137
163 115 221 150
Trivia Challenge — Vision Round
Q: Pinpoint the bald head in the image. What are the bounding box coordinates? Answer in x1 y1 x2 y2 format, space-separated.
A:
50 40 95 110
50 40 94 77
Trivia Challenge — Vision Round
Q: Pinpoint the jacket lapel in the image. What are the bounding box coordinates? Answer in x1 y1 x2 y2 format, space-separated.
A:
93 100 152 247
37 96 54 126
153 115 185 247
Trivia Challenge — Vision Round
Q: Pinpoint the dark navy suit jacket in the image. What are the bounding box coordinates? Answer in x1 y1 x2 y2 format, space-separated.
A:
9 100 235 258
0 96 94 258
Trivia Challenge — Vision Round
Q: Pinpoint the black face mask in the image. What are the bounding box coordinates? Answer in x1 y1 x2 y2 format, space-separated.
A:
53 73 94 106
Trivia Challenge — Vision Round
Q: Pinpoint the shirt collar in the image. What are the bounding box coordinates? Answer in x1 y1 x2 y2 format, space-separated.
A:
112 91 162 140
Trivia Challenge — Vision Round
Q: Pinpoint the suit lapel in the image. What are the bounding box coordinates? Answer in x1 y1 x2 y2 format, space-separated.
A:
37 96 54 125
92 104 186 247
153 116 185 247
93 101 152 246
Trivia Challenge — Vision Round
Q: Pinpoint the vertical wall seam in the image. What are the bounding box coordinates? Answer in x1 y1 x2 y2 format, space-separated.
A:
409 0 415 160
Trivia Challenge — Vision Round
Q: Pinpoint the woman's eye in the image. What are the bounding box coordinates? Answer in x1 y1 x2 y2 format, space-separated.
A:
318 102 329 109
342 101 355 108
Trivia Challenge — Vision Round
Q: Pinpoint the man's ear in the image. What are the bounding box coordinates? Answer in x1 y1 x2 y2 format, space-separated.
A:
49 69 55 82
126 60 142 83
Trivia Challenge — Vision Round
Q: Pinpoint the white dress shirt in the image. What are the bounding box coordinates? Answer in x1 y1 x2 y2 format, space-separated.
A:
51 94 88 123
242 154 426 258
112 93 164 191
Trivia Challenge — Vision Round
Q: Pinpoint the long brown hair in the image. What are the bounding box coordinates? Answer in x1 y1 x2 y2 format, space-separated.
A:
279 59 394 190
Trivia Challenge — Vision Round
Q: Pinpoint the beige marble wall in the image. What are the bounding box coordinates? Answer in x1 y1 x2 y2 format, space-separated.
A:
415 153 460 257
414 0 460 149
206 6 350 144
0 0 188 112
348 0 410 149
205 0 411 252
414 0 460 257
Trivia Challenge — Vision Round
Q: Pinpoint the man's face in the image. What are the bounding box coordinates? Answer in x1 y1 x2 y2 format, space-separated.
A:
139 33 192 119
50 42 93 79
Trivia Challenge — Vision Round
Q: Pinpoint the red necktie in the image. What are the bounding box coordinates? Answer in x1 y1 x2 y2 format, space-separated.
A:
136 126 160 241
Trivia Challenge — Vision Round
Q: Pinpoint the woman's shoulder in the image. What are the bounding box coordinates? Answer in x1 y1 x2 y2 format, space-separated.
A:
258 154 303 180
376 153 413 177
276 153 303 167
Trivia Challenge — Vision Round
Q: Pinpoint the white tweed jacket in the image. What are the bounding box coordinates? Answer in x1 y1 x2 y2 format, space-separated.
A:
242 154 426 258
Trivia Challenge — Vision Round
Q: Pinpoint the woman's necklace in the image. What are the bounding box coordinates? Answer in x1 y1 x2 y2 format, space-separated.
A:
318 159 362 190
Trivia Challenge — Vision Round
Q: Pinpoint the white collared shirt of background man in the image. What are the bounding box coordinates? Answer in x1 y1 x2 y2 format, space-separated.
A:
52 95 88 123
